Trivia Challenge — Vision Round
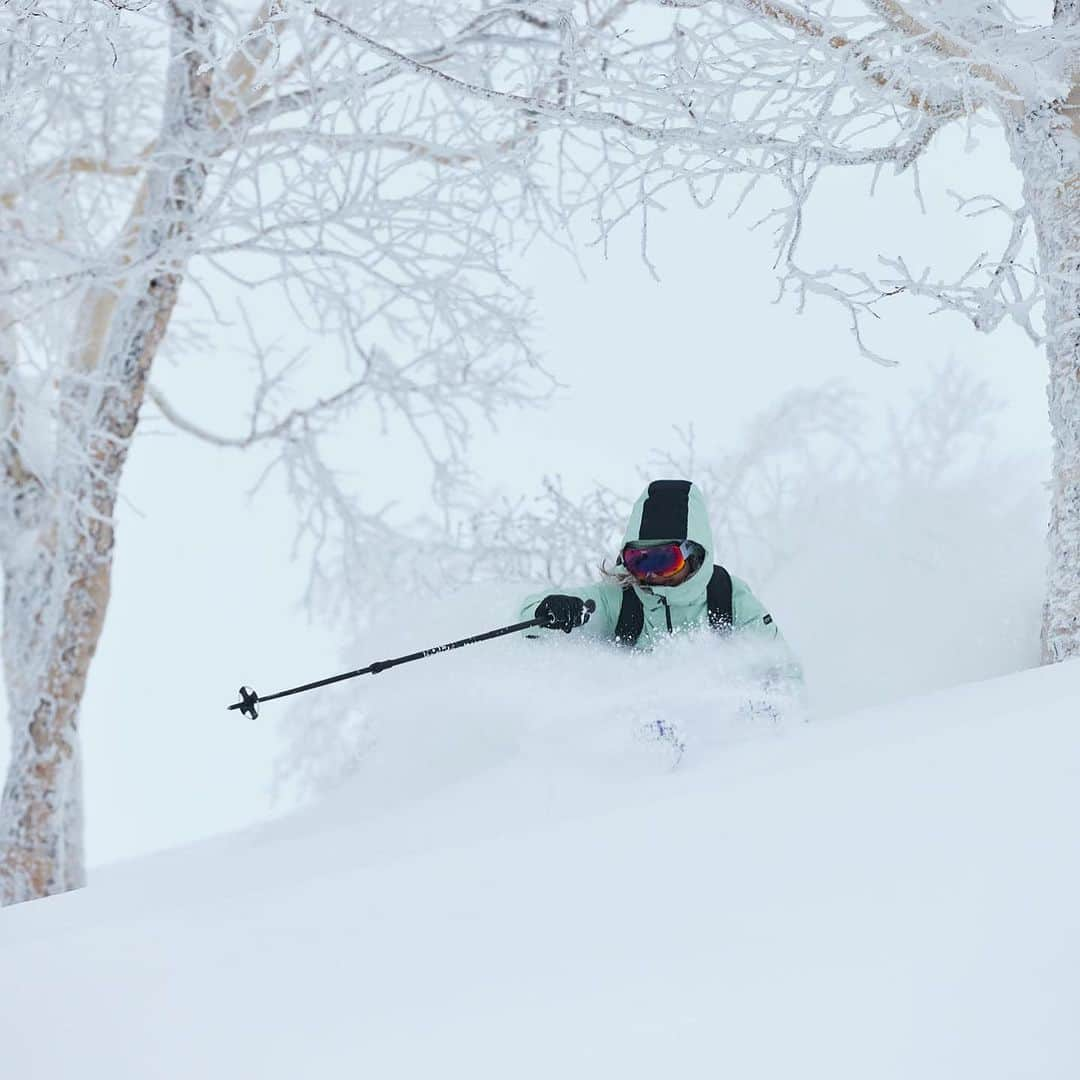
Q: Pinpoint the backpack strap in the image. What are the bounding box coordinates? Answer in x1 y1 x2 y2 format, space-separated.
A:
707 565 733 633
615 564 733 647
614 586 645 646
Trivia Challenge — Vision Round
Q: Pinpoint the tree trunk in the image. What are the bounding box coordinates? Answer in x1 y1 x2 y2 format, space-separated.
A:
0 545 107 901
1015 89 1080 661
0 0 214 905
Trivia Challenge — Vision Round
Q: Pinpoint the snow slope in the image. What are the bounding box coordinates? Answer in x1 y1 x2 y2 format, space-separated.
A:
2 658 1078 1079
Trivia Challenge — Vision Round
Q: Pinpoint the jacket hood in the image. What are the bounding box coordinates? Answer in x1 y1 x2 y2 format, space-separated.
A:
621 480 714 604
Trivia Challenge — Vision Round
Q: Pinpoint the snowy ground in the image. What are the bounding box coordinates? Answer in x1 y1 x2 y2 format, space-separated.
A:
2 653 1078 1079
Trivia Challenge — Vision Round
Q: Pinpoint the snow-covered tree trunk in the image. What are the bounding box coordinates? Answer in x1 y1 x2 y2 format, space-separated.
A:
0 0 213 904
1033 177 1080 662
1024 6 1080 661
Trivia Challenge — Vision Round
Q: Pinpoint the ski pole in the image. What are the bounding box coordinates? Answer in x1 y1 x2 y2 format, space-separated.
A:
226 600 595 719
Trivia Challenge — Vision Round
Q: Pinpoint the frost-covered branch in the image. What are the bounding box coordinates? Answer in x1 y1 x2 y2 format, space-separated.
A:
330 0 1057 362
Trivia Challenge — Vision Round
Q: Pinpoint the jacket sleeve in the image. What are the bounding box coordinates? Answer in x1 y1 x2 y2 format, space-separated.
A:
518 583 622 641
730 576 804 687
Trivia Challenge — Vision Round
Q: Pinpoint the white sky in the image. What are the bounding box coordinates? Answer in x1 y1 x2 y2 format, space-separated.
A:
0 121 1052 868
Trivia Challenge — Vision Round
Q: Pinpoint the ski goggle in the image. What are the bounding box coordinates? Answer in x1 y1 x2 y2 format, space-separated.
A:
620 540 694 582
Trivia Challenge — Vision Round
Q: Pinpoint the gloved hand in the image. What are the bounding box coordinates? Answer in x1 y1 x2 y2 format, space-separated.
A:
534 595 595 633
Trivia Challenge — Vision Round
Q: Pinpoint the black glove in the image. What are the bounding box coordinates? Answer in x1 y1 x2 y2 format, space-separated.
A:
534 595 594 634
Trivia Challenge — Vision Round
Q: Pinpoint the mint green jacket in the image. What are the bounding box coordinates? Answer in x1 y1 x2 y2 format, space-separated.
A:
520 481 801 679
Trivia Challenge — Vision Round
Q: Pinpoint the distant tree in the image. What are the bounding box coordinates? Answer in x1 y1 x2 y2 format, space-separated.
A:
0 0 554 905
320 0 1078 660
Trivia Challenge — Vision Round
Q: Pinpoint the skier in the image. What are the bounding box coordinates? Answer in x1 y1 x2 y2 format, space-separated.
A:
521 479 802 690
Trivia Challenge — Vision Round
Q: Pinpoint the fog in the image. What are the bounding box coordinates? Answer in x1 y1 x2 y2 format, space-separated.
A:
0 120 1051 866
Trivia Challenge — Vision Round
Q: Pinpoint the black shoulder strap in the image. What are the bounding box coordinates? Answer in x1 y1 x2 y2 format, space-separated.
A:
707 565 733 633
615 565 732 646
614 587 645 646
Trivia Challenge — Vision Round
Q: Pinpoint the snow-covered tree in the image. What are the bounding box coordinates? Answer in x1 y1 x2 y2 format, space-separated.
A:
319 0 1078 660
0 0 555 905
